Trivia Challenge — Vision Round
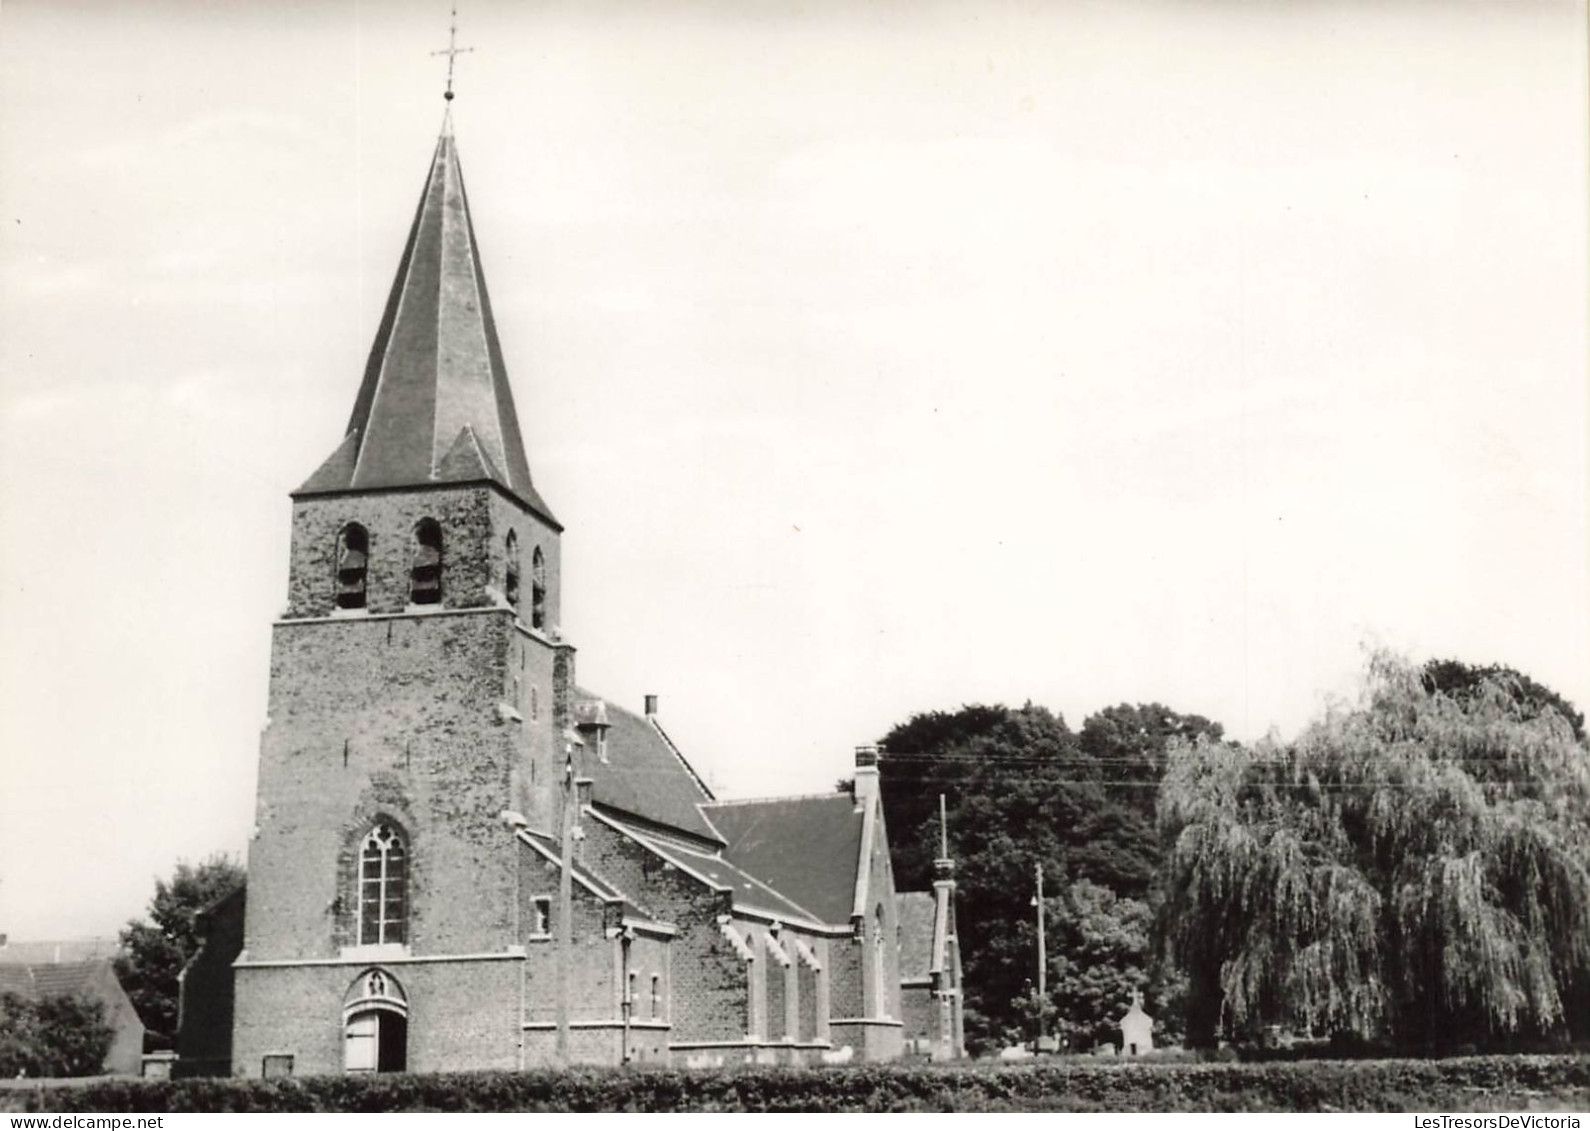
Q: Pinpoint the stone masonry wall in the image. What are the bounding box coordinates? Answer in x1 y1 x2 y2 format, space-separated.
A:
284 486 560 625
247 609 523 959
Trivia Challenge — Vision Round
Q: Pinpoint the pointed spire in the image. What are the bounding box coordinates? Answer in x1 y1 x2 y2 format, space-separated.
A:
297 123 557 526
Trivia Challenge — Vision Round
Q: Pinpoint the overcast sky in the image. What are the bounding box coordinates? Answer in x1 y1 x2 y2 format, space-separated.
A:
2 0 1586 940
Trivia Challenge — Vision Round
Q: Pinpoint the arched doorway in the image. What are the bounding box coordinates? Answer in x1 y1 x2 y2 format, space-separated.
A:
343 969 408 1074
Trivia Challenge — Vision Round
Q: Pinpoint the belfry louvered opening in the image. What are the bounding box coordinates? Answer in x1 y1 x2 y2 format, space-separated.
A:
410 519 443 605
336 524 369 609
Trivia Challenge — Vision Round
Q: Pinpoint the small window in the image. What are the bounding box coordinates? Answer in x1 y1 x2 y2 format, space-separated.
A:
650 974 661 1019
531 897 551 936
626 971 637 1010
359 824 408 946
410 519 443 605
531 547 547 630
336 524 369 609
504 531 520 608
530 686 539 721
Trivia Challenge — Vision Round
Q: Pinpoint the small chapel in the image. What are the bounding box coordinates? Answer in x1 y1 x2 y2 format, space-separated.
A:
178 101 964 1076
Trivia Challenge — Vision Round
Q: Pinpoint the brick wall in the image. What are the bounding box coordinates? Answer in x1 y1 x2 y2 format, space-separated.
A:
899 984 937 1053
247 609 527 960
579 819 751 1046
518 851 614 1027
233 958 522 1077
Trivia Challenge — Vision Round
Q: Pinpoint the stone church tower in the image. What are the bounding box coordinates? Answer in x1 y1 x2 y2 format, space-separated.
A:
235 113 574 1074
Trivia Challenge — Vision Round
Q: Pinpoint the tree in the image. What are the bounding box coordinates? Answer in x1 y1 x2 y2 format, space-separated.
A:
116 855 245 1045
0 993 113 1078
878 704 1104 1049
1079 703 1224 820
1421 658 1585 741
1048 880 1152 1052
877 701 1215 1050
1158 652 1590 1050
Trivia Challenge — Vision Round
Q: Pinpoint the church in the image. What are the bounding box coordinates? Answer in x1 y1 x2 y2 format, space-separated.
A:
179 105 964 1076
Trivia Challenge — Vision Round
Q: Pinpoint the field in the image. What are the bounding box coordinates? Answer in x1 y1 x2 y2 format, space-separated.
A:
3 1055 1588 1113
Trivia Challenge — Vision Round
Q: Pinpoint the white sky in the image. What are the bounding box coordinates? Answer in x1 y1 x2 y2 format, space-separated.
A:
1 0 1586 940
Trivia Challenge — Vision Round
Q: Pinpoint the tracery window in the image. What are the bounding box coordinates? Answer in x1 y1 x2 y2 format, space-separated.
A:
359 823 408 946
410 519 443 605
336 524 369 609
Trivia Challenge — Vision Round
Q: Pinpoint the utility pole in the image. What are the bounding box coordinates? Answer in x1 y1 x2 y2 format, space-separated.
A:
555 743 575 1066
939 794 948 858
1034 861 1047 1052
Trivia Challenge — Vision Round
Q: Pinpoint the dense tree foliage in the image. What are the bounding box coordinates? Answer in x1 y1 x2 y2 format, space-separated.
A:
1422 658 1585 741
0 993 113 1077
116 856 245 1045
1158 652 1590 1050
878 701 1210 1051
1079 704 1223 820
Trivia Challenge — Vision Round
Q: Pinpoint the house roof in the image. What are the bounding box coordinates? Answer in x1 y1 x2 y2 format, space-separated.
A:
896 892 937 981
703 793 865 925
0 965 34 996
29 961 107 999
0 960 120 1004
296 115 556 527
576 690 722 846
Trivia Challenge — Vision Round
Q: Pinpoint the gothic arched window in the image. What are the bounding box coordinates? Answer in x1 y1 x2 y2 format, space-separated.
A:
504 531 520 608
336 524 369 610
531 547 547 630
410 519 443 606
358 823 408 946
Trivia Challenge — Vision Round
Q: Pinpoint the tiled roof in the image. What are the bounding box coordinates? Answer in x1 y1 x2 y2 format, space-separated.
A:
701 793 864 925
30 961 106 999
295 118 556 527
896 892 937 980
0 960 112 1003
576 690 722 846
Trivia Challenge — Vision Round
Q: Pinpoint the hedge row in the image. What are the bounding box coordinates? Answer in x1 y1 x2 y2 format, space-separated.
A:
14 1055 1590 1113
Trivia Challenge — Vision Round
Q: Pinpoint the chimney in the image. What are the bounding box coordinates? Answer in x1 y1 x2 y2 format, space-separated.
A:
644 694 658 718
852 744 880 806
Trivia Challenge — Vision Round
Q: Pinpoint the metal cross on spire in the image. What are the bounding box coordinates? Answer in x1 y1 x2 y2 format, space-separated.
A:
431 5 474 102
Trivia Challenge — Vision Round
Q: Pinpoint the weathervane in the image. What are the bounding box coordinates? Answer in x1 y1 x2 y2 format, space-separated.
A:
432 4 474 102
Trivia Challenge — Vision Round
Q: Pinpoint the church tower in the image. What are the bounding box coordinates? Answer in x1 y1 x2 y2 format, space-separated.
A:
233 113 573 1076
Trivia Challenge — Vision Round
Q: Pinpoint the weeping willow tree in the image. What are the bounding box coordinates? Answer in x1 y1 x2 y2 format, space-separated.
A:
1158 652 1590 1049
